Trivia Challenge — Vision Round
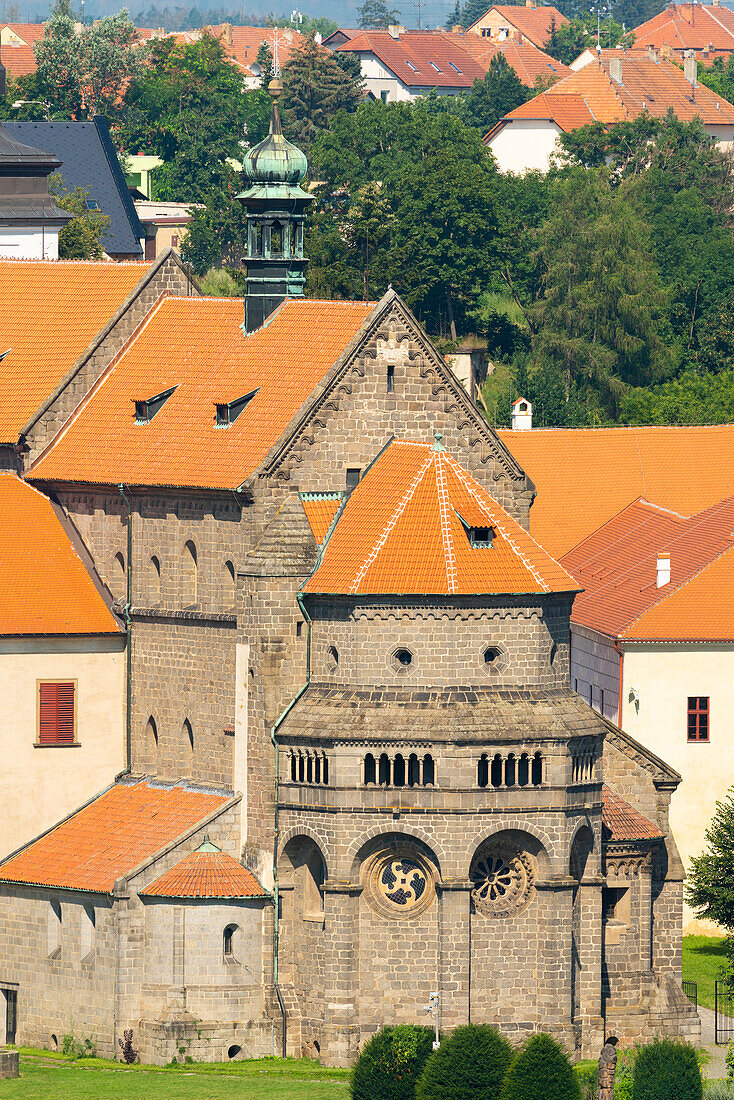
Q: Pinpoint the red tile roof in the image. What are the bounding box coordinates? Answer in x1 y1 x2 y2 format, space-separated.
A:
491 51 734 132
495 90 596 130
303 439 578 596
336 30 486 88
623 544 734 641
455 34 570 84
300 492 343 544
0 260 149 445
632 3 734 55
0 475 120 635
468 5 569 48
29 296 375 491
602 785 664 841
0 780 230 893
498 424 734 558
208 24 306 76
562 495 734 639
141 848 268 898
0 23 45 77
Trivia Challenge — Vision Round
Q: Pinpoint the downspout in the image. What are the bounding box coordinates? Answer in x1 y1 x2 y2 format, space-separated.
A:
270 590 312 1058
614 640 624 730
117 484 133 776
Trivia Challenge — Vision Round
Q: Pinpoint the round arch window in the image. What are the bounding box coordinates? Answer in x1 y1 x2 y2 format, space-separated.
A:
470 842 535 918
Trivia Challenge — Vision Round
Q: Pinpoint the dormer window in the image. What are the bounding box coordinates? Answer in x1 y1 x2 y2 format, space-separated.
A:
469 527 494 547
215 388 260 427
134 386 176 424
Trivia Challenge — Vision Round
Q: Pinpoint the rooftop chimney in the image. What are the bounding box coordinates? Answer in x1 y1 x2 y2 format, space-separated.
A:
610 56 623 83
388 24 405 38
648 45 659 62
656 553 671 588
684 49 698 85
511 397 533 431
713 0 720 6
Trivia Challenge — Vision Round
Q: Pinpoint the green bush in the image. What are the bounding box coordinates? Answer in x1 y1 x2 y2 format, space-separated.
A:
632 1039 702 1100
502 1034 580 1100
704 1083 734 1099
416 1024 513 1100
575 1061 598 1100
351 1025 436 1100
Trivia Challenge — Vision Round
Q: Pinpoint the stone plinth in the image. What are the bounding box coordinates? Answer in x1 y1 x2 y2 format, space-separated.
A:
0 1049 19 1078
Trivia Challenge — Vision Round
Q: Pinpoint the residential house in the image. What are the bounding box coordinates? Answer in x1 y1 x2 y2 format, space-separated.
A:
451 32 570 85
210 23 306 88
0 23 44 80
334 29 486 101
467 3 568 48
485 50 734 171
632 1 734 64
134 201 201 260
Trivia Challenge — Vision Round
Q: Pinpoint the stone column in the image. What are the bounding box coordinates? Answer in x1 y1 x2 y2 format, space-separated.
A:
320 883 361 1067
438 881 471 1029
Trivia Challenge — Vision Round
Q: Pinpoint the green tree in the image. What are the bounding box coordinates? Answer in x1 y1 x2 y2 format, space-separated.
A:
459 0 491 29
502 1034 580 1100
35 3 146 121
351 1025 436 1100
699 54 734 104
543 13 630 65
416 1024 513 1100
281 37 363 146
687 790 734 929
464 53 532 133
631 1039 702 1100
357 0 400 28
49 174 111 259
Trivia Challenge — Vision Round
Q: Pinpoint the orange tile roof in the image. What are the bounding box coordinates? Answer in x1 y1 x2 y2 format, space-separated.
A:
498 424 734 558
0 474 120 635
141 848 268 898
0 780 230 893
29 296 375 491
632 3 734 54
499 90 597 128
300 492 343 544
562 495 734 638
623 544 734 641
303 439 578 596
602 785 664 841
0 260 149 445
336 30 486 88
455 34 570 84
0 23 45 76
493 52 734 130
208 24 306 76
469 5 569 47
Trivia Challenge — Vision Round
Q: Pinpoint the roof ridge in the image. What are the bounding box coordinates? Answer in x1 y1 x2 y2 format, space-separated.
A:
435 452 458 594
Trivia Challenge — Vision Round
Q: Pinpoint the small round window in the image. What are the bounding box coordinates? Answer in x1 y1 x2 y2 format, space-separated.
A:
391 646 414 674
481 643 508 676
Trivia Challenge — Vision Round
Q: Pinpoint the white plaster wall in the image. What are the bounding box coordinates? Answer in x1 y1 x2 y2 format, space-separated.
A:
0 226 60 260
621 643 734 931
0 636 125 857
486 120 563 173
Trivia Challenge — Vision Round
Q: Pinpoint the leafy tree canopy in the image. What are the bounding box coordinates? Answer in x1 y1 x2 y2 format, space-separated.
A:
687 789 734 929
416 1025 513 1100
280 36 363 147
502 1034 580 1100
543 12 631 65
351 1025 436 1100
631 1039 702 1100
463 53 533 134
49 173 112 259
357 0 400 28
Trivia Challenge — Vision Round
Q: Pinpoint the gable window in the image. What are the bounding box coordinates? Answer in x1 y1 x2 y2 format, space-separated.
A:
38 682 76 745
468 525 494 548
688 697 709 742
387 362 394 392
134 386 176 424
215 389 260 427
346 468 361 490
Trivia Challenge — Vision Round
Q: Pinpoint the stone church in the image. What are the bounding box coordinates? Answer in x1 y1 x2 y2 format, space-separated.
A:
0 84 699 1065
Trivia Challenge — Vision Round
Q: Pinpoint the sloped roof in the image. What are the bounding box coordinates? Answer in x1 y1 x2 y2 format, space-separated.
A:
0 475 120 635
29 296 376 491
0 23 45 77
602 784 664 841
303 438 577 596
335 30 486 88
5 119 145 257
633 3 734 53
468 5 569 46
623 544 734 641
140 847 268 898
490 51 734 132
209 24 306 76
0 259 149 445
0 780 231 893
498 424 734 558
455 33 570 84
300 492 342 544
493 90 596 131
562 495 734 638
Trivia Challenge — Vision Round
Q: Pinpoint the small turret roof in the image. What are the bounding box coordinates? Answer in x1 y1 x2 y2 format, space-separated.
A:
0 119 60 172
238 78 311 202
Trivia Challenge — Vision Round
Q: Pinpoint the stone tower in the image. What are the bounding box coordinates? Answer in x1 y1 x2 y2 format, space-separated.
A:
237 78 313 333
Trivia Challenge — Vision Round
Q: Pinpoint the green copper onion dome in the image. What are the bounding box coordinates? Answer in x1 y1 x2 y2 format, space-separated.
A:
242 78 308 187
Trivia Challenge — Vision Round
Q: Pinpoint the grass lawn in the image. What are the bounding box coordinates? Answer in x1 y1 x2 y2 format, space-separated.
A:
1 1050 350 1100
683 934 730 1012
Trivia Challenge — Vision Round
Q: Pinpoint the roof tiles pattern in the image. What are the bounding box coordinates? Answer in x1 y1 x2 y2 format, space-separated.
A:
633 3 734 53
0 260 148 444
141 849 268 898
0 475 119 635
498 424 734 558
336 30 486 87
300 493 343 544
469 5 569 46
500 90 597 128
602 784 664 841
456 34 570 84
0 780 230 892
29 296 375 490
562 495 734 638
304 439 577 596
622 544 734 641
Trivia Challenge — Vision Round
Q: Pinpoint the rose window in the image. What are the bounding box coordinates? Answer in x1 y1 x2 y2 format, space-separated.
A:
363 848 435 918
470 847 534 918
379 858 427 907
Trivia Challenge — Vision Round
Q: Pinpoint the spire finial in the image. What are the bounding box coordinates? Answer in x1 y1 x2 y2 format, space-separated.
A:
432 431 445 452
267 77 284 137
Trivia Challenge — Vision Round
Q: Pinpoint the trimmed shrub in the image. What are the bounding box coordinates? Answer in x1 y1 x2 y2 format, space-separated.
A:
502 1033 580 1100
351 1025 436 1100
416 1024 513 1100
632 1039 702 1100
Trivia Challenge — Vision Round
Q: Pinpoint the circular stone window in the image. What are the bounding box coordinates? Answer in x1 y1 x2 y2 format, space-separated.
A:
363 848 435 919
391 646 414 674
470 844 535 918
481 644 508 675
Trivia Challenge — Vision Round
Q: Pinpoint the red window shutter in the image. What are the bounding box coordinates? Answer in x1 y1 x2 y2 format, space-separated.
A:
39 683 75 745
